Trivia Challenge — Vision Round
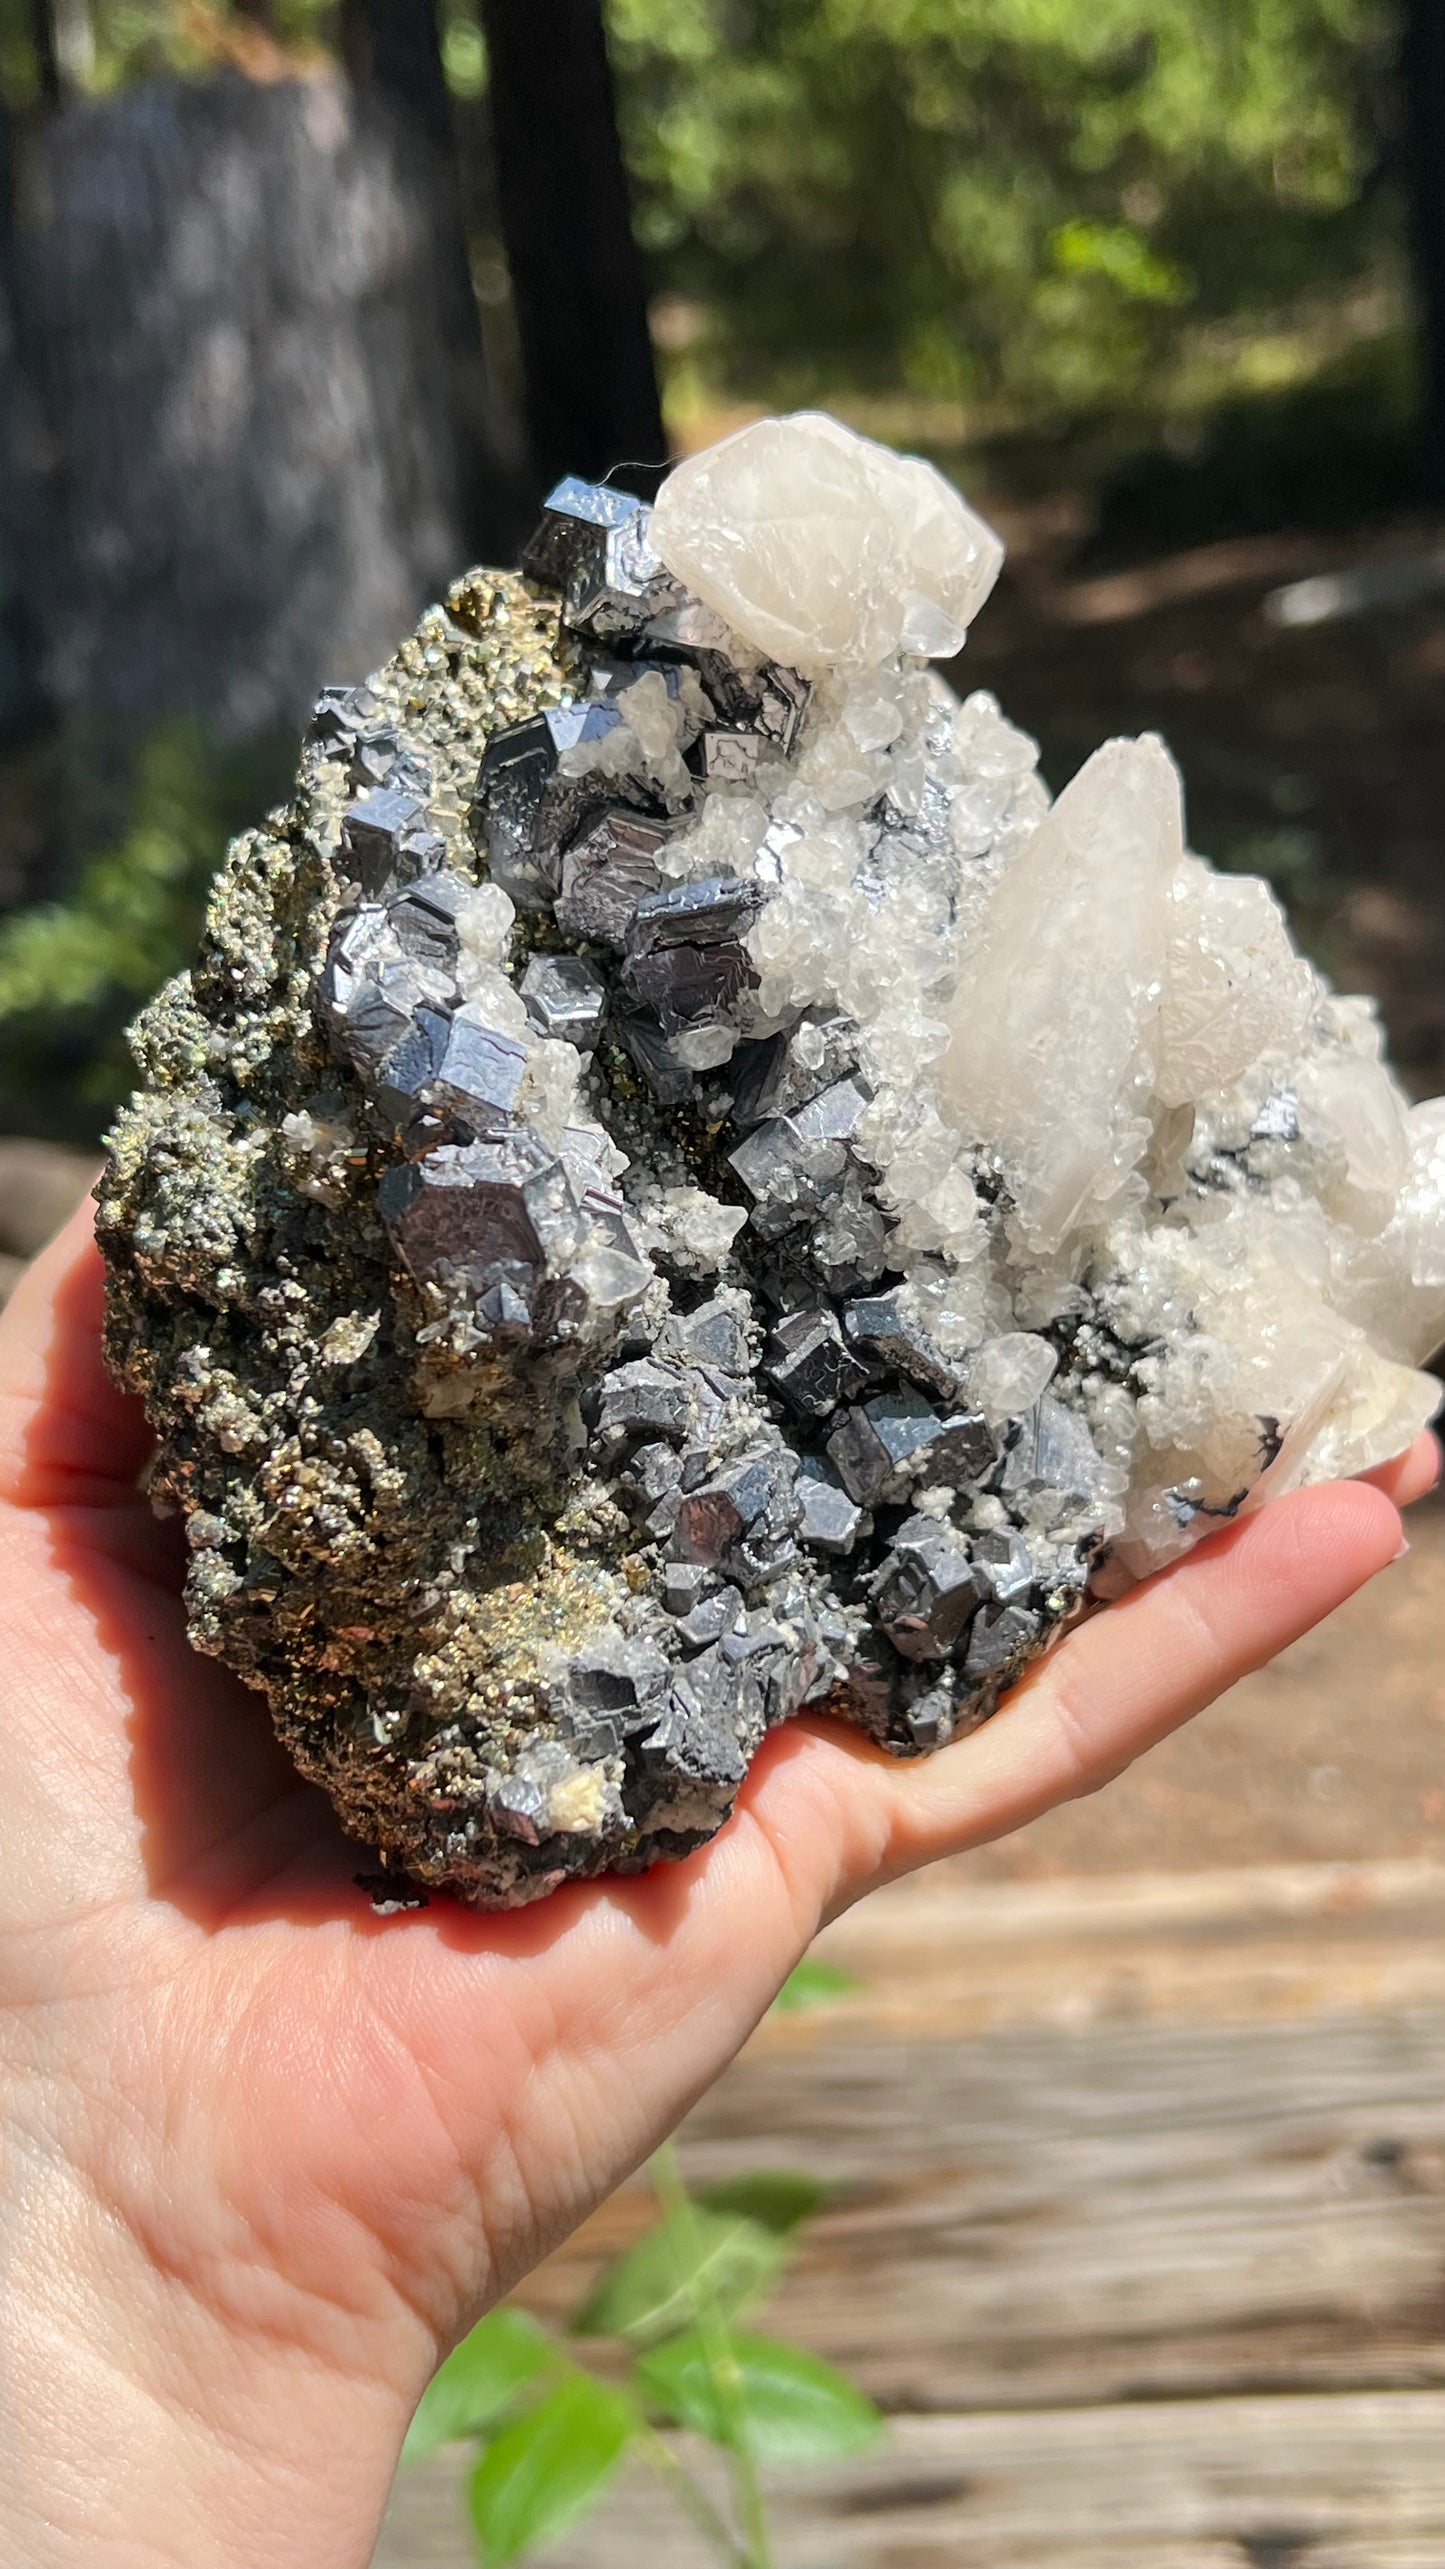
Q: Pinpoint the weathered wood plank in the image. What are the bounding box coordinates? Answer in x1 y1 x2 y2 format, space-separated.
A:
805 1857 1445 2034
373 1864 1445 2563
502 1863 1445 2410
513 2001 1445 2407
376 2391 1445 2566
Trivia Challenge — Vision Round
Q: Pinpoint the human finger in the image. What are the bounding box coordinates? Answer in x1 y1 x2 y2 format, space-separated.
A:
282 1482 1400 2315
1358 1428 1440 1510
743 1477 1406 1917
0 1200 153 1509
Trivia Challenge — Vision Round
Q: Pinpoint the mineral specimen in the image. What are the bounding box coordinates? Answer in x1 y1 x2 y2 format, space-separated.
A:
98 409 1445 1908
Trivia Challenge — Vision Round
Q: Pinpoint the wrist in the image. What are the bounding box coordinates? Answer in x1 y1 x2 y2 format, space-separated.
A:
0 2100 424 2569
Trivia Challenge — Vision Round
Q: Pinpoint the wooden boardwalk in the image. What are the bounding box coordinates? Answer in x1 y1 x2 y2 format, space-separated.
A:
375 1856 1445 2567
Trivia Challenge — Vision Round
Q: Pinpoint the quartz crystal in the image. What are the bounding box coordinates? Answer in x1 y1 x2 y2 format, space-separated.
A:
98 412 1445 1908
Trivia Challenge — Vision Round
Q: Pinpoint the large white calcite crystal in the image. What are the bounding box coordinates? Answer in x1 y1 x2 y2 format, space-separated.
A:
650 409 1005 673
99 404 1445 1910
648 417 1443 1581
942 735 1184 1253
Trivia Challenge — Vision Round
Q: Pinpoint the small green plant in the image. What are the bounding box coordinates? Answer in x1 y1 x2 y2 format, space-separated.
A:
766 1955 856 2016
403 1959 875 2567
0 720 290 1137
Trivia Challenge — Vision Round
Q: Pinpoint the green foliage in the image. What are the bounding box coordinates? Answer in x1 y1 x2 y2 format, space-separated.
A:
0 0 484 108
5 0 1404 458
574 2204 788 2345
0 0 43 106
696 2169 832 2233
439 0 489 102
606 0 1402 432
1091 329 1422 544
636 2329 881 2462
0 722 286 1137
4 0 1413 548
768 1954 857 2013
0 728 221 1020
64 0 337 96
402 2309 552 2462
468 2374 637 2565
403 1950 875 2566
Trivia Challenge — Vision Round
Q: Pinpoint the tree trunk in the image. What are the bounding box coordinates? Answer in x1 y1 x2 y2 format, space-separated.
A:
478 0 665 499
343 0 454 155
343 0 527 561
10 69 523 743
1402 0 1445 497
0 93 48 744
26 0 61 111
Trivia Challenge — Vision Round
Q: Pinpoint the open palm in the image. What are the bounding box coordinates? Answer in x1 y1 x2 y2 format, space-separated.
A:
0 1201 1431 2569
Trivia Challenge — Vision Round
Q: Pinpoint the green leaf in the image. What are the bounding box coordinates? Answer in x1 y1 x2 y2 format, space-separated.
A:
401 2309 552 2461
1049 217 1189 305
573 2209 786 2346
769 1956 858 2015
468 2373 635 2565
636 2330 883 2464
696 2169 831 2235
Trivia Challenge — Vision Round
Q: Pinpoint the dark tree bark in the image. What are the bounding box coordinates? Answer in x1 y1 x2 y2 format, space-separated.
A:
1402 0 1445 496
478 0 665 499
0 93 48 743
343 0 454 155
27 0 61 111
0 91 24 734
12 71 512 740
343 0 528 561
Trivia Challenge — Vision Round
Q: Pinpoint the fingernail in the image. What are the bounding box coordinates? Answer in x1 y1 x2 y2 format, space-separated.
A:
1394 1535 1411 1562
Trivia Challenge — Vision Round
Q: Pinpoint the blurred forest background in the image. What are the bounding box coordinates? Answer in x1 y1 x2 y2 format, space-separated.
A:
1 0 1443 1140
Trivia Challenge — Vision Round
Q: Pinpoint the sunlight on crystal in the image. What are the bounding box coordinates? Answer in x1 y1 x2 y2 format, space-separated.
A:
650 410 1004 674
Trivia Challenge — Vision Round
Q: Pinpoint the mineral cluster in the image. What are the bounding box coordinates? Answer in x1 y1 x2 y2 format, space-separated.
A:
99 410 1445 1905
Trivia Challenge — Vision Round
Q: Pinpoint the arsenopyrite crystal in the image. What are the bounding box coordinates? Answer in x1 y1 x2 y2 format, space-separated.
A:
98 410 1445 1907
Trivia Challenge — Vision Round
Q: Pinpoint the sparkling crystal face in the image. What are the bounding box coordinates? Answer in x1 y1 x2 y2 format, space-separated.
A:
649 410 1005 673
99 415 1445 1907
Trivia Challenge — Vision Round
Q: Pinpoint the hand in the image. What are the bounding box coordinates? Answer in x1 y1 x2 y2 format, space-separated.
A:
0 1203 1433 2569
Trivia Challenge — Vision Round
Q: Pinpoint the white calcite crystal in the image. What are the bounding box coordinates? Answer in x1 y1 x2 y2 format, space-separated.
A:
101 407 1445 1909
651 409 1005 673
645 417 1443 1583
942 735 1184 1253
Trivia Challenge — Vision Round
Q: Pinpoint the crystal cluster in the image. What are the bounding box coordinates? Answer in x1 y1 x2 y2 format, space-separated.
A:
98 411 1445 1906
